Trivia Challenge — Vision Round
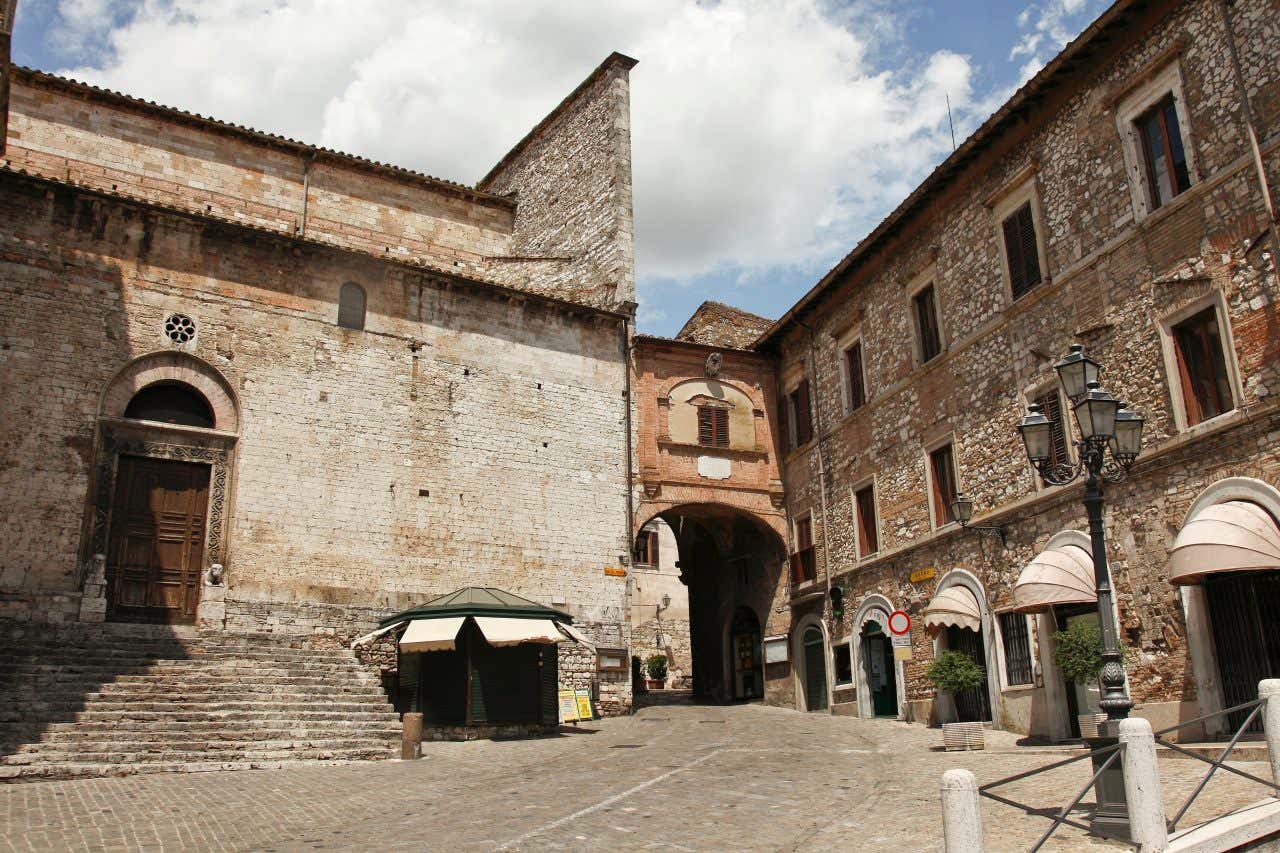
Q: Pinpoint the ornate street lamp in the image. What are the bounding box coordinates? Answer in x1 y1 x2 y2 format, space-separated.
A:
950 492 1007 546
1018 346 1145 840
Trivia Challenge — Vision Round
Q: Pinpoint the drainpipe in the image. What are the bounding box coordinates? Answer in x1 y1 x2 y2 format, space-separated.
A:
1218 0 1280 268
621 309 636 708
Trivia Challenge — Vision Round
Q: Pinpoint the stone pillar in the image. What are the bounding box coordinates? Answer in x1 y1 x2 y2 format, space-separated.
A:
940 768 983 853
402 712 423 760
1261 679 1280 795
196 563 226 629
1119 717 1168 852
78 554 107 622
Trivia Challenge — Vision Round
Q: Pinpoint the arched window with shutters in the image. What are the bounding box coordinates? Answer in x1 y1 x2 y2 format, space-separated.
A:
337 282 366 330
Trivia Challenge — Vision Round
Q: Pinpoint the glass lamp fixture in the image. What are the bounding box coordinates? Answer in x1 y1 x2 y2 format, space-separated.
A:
1074 381 1120 441
949 491 1005 546
1054 344 1101 402
1112 405 1145 458
1019 403 1054 464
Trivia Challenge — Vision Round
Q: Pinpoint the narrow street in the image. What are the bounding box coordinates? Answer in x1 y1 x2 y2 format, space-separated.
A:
1 703 1270 852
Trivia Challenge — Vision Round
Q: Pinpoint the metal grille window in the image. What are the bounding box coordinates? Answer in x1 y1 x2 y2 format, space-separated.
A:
999 612 1034 686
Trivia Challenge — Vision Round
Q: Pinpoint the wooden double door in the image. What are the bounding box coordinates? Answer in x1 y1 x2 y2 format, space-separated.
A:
105 456 210 624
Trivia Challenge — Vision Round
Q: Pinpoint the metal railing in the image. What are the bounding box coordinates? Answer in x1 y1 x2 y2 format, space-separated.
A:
1152 695 1279 832
976 740 1133 852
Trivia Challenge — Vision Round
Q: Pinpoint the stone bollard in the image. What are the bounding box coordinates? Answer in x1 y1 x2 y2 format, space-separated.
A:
1119 717 1168 852
401 712 423 760
1261 679 1280 795
941 768 983 853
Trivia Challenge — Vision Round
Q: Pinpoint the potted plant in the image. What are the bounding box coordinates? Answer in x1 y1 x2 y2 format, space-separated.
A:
1053 620 1122 739
925 650 987 751
644 654 668 691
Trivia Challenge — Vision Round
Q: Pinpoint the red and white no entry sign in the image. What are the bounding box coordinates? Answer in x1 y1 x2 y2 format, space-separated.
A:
887 610 911 636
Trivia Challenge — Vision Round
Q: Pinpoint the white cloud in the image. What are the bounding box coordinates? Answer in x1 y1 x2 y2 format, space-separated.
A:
51 0 982 290
1009 0 1099 82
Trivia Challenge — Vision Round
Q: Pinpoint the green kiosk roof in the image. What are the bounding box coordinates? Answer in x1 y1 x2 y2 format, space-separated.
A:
379 587 572 628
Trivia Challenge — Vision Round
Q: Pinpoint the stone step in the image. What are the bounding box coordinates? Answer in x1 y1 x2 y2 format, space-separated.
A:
0 700 392 718
0 658 369 674
27 720 402 739
0 757 390 783
3 743 399 766
13 735 399 755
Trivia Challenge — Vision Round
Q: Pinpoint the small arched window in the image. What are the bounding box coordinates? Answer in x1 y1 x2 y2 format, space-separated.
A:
337 282 367 330
123 382 216 428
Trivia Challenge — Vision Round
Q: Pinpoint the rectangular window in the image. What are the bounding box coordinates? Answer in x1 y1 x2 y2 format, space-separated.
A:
1137 94 1191 211
928 443 958 528
790 516 815 585
634 529 659 567
913 285 942 364
834 644 853 685
787 379 813 448
1172 306 1233 426
1002 201 1043 299
1032 389 1071 482
697 405 729 447
845 341 866 411
854 484 878 558
999 612 1034 687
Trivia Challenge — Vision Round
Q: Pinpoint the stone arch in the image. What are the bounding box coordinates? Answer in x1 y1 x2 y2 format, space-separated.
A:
929 569 1000 727
101 351 239 433
1176 477 1280 736
792 611 830 713
850 594 906 719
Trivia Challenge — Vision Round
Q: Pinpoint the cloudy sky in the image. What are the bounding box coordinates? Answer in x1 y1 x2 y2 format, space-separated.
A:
11 0 1106 335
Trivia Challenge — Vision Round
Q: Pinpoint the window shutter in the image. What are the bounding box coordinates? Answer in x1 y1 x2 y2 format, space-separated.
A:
778 394 792 450
1033 390 1069 471
846 343 865 410
796 379 813 445
1004 203 1041 299
713 408 729 446
698 407 714 445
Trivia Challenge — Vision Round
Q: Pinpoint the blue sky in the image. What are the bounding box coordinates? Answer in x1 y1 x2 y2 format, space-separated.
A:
10 0 1107 336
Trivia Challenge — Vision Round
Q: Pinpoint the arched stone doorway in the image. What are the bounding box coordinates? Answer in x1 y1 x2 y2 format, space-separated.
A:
632 503 787 704
924 570 999 726
851 595 904 718
81 352 240 626
795 619 829 712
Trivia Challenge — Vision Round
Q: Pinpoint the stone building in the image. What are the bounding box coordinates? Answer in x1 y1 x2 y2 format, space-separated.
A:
0 36 641 775
754 0 1280 740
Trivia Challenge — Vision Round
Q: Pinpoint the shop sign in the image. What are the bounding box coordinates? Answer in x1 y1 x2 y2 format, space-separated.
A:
763 635 789 664
575 688 595 721
558 690 580 723
891 634 913 661
909 567 937 584
604 566 628 578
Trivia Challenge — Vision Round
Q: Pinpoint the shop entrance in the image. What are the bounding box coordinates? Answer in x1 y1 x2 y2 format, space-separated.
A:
730 607 763 701
1053 604 1103 739
1205 569 1280 732
860 620 898 717
802 626 828 712
946 625 992 722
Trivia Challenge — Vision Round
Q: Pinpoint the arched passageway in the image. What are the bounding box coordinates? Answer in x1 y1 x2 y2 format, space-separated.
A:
633 504 787 703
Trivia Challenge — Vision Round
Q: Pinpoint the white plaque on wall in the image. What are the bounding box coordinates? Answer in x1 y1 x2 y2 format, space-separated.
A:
763 635 789 664
697 455 732 480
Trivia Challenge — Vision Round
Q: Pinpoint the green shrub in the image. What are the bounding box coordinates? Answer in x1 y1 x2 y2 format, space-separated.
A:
925 650 985 695
645 654 668 682
1054 620 1104 685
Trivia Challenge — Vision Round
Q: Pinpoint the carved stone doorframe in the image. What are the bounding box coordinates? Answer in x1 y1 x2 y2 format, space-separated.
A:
79 419 237 627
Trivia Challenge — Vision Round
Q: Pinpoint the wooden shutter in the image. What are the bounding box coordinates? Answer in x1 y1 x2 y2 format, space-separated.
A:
795 379 813 445
930 445 957 527
1174 308 1232 425
855 486 878 557
698 406 714 445
915 287 941 362
1003 203 1042 299
846 343 865 410
777 395 792 450
540 645 559 725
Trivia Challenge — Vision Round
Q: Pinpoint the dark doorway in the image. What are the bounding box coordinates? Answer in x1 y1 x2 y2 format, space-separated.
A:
730 606 762 701
106 456 209 624
124 382 215 428
1053 604 1103 739
1205 570 1280 733
802 626 828 712
945 625 991 722
861 620 898 717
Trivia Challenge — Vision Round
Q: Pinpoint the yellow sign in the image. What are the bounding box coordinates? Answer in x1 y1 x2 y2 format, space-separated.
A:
604 566 628 578
894 645 914 661
909 567 937 584
558 690 579 723
575 688 594 721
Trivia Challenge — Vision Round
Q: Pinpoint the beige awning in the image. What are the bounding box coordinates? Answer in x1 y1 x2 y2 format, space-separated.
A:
923 586 982 633
474 616 565 646
556 621 595 648
399 616 466 652
1170 500 1280 585
1013 544 1097 612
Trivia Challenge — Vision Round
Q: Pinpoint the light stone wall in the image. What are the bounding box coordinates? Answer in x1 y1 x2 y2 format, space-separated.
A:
629 519 692 685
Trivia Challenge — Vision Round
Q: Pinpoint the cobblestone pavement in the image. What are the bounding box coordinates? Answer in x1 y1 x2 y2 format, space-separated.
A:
0 703 1273 852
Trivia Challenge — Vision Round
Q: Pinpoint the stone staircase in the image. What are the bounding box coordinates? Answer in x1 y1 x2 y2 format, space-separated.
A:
0 622 403 782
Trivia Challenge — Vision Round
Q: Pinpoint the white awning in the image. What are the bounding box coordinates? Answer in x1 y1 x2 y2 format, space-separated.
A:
923 586 982 633
1170 501 1280 585
351 620 406 650
474 616 565 646
399 616 466 652
1013 544 1097 613
556 621 595 648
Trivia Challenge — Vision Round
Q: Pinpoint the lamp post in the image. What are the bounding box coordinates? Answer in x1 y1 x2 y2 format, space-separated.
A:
1018 344 1145 840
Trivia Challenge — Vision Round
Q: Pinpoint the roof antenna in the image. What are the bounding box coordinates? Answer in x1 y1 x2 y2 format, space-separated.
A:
946 93 957 151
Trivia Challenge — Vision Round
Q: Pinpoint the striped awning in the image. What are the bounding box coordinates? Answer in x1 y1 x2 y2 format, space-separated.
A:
1169 501 1280 585
1013 544 1097 613
923 586 982 633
